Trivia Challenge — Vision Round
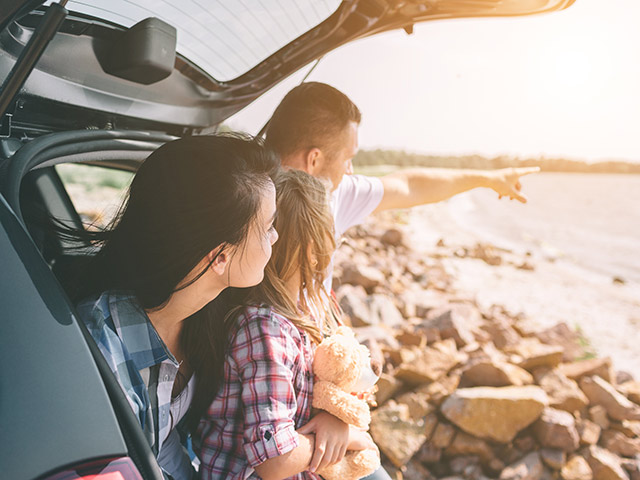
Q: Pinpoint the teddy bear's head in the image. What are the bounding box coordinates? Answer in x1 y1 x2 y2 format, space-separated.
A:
313 326 381 392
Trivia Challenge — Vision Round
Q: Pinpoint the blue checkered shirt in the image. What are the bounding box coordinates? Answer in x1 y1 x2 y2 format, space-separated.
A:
76 291 193 479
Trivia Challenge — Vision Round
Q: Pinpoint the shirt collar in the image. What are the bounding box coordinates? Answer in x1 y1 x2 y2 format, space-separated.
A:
108 291 179 370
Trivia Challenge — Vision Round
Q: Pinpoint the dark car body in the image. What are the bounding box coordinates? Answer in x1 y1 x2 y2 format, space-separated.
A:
0 1 575 478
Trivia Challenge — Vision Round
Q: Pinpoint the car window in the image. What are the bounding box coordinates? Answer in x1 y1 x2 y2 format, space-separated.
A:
56 164 133 230
44 0 342 81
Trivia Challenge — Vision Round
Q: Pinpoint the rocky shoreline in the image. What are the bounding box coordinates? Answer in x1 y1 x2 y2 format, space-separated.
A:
332 212 640 480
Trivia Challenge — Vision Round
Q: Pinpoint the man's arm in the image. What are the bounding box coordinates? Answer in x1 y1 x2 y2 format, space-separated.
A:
374 166 540 212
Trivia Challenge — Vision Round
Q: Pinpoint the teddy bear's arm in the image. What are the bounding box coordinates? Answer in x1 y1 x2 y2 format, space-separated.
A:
312 381 371 429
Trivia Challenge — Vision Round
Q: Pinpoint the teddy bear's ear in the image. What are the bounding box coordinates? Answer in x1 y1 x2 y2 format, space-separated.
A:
335 326 356 338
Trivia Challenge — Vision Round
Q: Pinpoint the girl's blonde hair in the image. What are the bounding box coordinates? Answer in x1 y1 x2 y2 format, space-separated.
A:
251 168 340 343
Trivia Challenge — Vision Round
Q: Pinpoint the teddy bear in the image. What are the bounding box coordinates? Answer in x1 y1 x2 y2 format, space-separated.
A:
312 326 382 480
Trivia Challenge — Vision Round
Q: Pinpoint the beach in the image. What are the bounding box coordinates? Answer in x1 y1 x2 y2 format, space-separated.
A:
404 172 640 375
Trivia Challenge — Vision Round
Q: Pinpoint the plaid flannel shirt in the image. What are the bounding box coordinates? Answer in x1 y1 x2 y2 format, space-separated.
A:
195 305 319 480
76 291 193 479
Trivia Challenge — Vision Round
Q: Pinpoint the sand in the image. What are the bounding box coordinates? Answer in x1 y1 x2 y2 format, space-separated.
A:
403 173 640 375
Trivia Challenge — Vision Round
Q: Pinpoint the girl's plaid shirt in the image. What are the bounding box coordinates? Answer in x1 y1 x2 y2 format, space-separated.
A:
195 305 320 480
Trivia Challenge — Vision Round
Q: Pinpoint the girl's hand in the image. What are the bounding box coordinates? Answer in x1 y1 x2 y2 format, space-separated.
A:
297 412 349 472
347 427 377 451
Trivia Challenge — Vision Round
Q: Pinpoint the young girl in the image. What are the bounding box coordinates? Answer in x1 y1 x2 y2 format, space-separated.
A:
74 135 279 480
194 169 376 480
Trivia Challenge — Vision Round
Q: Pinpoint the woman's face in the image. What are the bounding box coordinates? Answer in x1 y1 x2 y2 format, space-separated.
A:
225 180 278 288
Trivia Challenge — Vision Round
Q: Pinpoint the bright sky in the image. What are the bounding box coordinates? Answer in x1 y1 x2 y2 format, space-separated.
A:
228 0 640 162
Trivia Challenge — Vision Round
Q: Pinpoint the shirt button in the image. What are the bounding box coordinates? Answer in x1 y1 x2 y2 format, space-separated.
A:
164 375 169 381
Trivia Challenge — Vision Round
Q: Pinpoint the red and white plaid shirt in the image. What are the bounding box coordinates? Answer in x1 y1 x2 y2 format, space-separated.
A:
195 305 319 480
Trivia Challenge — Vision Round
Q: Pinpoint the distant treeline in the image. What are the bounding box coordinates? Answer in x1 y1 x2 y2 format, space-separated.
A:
353 149 640 174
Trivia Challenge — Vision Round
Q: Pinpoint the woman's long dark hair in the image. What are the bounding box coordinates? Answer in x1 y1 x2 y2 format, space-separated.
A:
68 134 278 432
74 134 278 306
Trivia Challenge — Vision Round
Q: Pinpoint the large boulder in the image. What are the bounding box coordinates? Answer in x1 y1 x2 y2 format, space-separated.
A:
532 407 580 452
580 376 640 421
441 386 548 443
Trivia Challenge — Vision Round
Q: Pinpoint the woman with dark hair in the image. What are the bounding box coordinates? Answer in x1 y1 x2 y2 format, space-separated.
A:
74 134 279 480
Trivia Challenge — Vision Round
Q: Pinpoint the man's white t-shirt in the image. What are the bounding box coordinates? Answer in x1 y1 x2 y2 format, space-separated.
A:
325 174 384 291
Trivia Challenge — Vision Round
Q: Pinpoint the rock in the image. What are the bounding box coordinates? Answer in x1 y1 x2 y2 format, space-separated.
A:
481 317 522 350
416 370 462 406
514 435 537 452
584 445 630 480
341 263 386 291
535 368 589 414
424 304 483 347
577 418 602 445
561 456 593 480
423 412 440 439
337 285 374 326
540 448 567 470
559 357 614 384
402 459 435 480
462 360 534 387
618 381 640 405
580 376 640 421
370 401 430 468
533 408 580 452
499 452 544 480
507 338 564 371
399 289 446 319
431 422 456 449
589 405 612 430
381 228 404 247
375 373 402 405
367 294 404 328
600 430 640 458
621 459 640 480
416 442 442 464
395 327 428 348
445 431 495 463
394 391 433 420
535 323 585 362
616 372 635 385
353 325 401 350
610 420 640 438
472 243 503 267
395 339 463 385
440 386 548 443
450 456 483 478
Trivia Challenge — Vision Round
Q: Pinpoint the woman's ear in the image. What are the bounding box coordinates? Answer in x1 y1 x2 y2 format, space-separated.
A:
208 247 230 276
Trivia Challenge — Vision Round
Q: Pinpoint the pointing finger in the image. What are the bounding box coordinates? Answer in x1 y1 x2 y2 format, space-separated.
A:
513 166 540 177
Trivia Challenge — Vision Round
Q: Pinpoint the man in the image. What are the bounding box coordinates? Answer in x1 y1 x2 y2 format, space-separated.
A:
265 82 538 288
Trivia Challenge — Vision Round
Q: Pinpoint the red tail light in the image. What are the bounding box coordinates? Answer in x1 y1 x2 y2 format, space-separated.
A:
43 457 143 480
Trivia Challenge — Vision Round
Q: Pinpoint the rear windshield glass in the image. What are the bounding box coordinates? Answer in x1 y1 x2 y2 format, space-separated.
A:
45 0 341 81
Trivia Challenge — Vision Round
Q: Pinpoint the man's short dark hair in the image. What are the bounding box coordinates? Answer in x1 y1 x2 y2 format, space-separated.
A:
265 82 361 159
